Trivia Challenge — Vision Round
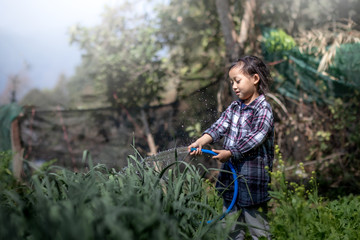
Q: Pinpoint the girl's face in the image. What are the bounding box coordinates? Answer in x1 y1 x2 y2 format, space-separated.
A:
229 66 260 104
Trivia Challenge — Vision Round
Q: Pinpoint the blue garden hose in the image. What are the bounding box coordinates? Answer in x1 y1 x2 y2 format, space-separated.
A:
190 148 239 224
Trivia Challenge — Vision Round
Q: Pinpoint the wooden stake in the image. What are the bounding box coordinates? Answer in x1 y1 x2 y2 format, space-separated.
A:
11 118 23 180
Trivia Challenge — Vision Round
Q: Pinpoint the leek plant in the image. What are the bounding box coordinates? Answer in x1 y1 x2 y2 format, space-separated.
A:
0 150 232 240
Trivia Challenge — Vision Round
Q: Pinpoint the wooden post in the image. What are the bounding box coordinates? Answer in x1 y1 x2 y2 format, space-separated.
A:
11 118 23 180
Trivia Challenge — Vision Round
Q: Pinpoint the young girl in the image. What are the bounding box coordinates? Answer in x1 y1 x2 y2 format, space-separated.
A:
188 55 274 239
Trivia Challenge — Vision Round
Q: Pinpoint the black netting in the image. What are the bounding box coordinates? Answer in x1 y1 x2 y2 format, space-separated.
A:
20 107 137 170
18 85 221 172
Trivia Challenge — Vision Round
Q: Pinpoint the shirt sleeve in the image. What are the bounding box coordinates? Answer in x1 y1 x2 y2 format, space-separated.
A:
203 104 233 143
226 105 273 160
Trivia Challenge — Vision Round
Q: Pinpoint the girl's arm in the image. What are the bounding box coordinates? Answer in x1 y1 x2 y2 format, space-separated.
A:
211 149 232 162
188 103 234 157
203 104 233 143
188 135 233 162
188 133 213 155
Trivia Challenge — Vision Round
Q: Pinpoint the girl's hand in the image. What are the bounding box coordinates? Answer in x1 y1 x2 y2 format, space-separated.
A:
188 142 203 155
188 134 213 156
211 149 232 163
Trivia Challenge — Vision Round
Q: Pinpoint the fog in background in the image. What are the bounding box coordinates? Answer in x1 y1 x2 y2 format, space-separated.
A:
0 0 121 103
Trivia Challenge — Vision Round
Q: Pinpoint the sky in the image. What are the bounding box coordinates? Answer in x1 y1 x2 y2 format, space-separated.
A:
0 0 120 103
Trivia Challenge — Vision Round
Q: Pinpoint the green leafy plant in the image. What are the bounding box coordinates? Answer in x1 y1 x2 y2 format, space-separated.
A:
0 151 17 191
262 28 296 54
185 122 202 138
268 145 360 239
0 151 234 240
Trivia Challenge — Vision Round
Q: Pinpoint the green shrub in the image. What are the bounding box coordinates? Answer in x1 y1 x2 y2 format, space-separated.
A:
262 28 296 54
0 151 17 191
3 146 359 239
0 152 232 240
268 146 360 240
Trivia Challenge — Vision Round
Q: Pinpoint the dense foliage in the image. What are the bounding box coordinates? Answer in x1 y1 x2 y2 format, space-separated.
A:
268 146 360 239
6 1 360 238
69 3 166 109
1 148 360 239
0 151 228 240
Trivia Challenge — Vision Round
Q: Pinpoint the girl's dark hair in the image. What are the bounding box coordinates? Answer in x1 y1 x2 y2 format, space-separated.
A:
228 55 273 95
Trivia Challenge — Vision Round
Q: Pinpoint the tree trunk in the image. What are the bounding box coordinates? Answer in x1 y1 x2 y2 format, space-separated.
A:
238 0 256 52
287 0 301 35
215 0 258 112
215 0 240 61
140 109 157 155
215 0 239 112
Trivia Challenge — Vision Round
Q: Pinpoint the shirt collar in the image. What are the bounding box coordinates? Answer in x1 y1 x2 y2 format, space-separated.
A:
236 94 265 109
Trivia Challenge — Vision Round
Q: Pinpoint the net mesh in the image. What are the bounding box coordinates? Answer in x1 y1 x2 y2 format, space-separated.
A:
18 96 220 173
20 107 132 170
0 103 23 151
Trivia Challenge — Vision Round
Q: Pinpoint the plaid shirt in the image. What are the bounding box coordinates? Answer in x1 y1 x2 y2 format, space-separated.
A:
204 94 274 207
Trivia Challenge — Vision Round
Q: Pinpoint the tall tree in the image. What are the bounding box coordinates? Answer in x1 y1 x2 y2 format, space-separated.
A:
156 0 225 98
156 0 258 111
69 2 167 155
215 0 257 111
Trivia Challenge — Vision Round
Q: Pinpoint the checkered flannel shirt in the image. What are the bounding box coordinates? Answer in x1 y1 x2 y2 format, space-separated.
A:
204 94 274 207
